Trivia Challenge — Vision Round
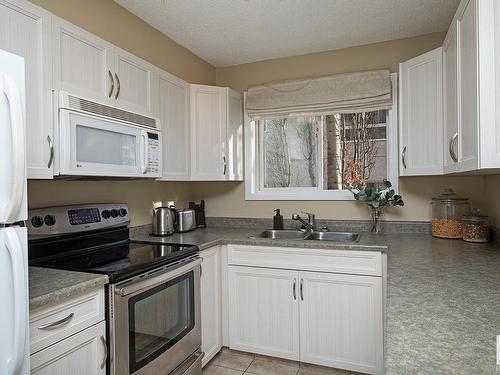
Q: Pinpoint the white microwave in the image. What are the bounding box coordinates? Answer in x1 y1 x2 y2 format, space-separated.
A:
55 91 161 178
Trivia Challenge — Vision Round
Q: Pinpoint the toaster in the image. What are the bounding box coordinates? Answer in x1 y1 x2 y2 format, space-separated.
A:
174 208 197 233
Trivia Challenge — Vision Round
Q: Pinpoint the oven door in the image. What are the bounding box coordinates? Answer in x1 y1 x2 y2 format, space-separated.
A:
59 109 157 177
110 258 202 375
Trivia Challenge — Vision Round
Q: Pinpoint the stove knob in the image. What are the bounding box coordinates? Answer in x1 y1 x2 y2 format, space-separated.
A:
119 208 128 217
110 209 118 218
102 210 111 219
44 215 56 226
31 216 44 228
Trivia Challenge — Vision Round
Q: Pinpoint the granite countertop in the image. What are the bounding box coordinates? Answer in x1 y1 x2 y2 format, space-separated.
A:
131 226 500 375
130 226 389 252
29 267 108 311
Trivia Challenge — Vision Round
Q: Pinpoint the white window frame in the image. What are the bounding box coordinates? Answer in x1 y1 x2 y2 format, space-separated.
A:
244 73 399 201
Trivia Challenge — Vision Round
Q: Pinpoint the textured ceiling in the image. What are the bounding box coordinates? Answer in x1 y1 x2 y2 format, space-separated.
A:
115 0 459 67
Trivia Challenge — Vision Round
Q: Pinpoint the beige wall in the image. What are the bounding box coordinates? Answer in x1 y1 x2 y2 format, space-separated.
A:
485 175 500 227
28 0 214 227
28 180 193 227
201 32 488 222
216 32 447 92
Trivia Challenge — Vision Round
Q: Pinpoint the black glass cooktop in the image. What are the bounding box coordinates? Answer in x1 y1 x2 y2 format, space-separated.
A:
29 227 199 283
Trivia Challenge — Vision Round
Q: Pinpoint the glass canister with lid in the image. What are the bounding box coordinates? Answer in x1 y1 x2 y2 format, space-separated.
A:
462 209 490 243
431 188 470 239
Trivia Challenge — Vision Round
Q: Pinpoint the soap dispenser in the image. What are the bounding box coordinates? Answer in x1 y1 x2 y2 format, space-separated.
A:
273 209 284 230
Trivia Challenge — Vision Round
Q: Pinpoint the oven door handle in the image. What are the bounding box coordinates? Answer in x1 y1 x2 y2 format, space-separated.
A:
114 257 201 297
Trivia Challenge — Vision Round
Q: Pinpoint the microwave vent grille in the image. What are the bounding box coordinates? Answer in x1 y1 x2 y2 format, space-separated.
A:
67 95 157 129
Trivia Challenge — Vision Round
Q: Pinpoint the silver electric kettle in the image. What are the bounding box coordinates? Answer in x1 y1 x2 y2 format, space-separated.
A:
152 204 176 236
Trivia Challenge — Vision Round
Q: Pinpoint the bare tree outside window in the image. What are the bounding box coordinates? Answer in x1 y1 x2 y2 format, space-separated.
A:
260 110 387 191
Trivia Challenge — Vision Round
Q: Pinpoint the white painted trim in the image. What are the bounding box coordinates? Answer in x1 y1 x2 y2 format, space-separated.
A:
244 73 399 200
388 73 400 193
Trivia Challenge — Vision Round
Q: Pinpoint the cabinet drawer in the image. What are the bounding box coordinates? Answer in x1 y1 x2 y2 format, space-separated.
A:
227 244 382 277
29 288 105 354
30 321 106 375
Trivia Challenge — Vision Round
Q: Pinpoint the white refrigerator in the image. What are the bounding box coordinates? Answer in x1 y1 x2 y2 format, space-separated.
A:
0 49 30 374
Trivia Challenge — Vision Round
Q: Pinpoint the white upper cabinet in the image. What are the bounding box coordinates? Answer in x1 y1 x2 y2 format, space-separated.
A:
442 0 500 172
112 47 157 115
52 16 113 103
399 47 443 176
157 71 190 180
52 17 157 116
443 24 458 173
190 85 243 181
227 89 244 180
190 84 226 180
455 0 478 172
0 0 53 179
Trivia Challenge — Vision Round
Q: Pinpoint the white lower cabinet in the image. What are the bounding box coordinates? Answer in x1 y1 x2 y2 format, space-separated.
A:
228 266 300 360
200 246 223 367
299 271 383 375
29 288 106 375
226 245 384 375
30 321 106 375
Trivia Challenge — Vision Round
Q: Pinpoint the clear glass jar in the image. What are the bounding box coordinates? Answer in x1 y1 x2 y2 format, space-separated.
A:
431 188 470 239
462 209 490 243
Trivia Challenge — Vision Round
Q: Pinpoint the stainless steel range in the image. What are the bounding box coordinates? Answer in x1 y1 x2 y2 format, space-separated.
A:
27 204 203 375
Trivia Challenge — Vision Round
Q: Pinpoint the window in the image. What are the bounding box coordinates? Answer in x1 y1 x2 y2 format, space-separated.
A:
245 74 398 200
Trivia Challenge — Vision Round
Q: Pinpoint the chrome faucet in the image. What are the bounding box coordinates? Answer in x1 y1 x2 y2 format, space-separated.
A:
292 212 316 232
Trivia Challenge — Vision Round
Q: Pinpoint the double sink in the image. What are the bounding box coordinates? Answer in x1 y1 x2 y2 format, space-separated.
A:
255 230 359 242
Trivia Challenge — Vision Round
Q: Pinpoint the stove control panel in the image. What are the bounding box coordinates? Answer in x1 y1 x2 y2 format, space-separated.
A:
28 203 130 238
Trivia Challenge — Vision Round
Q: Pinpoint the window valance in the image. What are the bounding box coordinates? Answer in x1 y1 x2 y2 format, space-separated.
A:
246 69 392 118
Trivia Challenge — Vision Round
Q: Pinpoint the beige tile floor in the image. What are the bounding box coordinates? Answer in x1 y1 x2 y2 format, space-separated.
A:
202 348 367 375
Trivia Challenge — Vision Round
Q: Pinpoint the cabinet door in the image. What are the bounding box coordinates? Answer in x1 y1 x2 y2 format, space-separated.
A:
200 247 222 367
0 0 53 179
30 321 106 375
299 271 383 375
456 0 479 172
52 16 113 102
399 47 443 176
228 266 299 360
443 23 459 173
190 84 226 180
157 71 190 180
112 47 157 115
227 89 244 181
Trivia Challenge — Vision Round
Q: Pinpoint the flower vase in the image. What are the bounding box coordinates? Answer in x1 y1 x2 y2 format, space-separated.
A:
371 208 382 233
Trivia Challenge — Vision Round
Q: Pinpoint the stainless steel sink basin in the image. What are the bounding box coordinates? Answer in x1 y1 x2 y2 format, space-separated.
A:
254 230 359 242
256 230 308 240
305 231 359 242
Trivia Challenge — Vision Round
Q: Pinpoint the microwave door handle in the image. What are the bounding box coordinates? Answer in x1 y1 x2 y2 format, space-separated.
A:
141 131 148 174
0 73 25 223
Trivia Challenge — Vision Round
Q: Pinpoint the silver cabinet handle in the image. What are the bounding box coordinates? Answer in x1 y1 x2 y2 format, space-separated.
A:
449 132 458 163
47 135 54 168
223 156 227 175
100 335 108 370
108 70 114 98
401 146 407 169
38 313 74 330
114 73 120 99
300 278 304 301
293 278 297 300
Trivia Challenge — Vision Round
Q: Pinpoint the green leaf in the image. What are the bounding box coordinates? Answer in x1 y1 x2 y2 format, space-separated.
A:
384 180 392 188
